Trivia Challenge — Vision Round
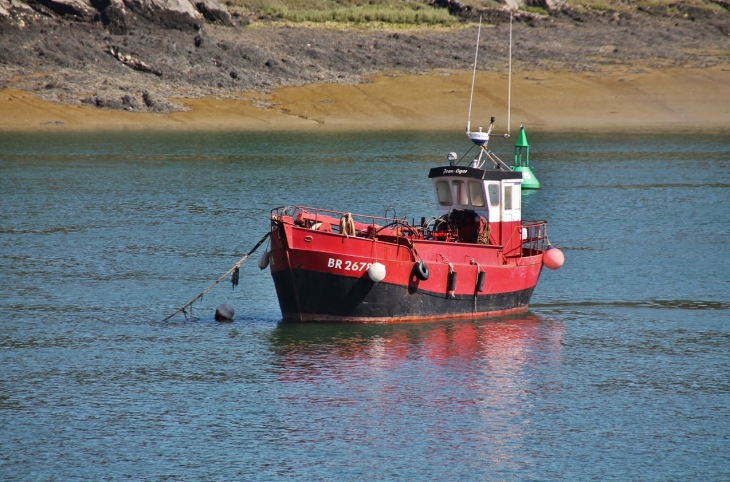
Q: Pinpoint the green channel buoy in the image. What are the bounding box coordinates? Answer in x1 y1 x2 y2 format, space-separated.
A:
511 125 540 189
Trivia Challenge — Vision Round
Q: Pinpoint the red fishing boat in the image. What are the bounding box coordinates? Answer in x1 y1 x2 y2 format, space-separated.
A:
264 118 563 323
263 15 563 323
160 16 562 325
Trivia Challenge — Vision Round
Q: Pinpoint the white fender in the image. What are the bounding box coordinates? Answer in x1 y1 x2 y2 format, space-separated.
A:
367 262 386 283
258 249 270 270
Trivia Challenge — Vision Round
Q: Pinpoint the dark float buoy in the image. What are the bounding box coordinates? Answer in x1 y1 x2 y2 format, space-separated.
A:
447 270 458 296
215 303 234 321
476 271 486 292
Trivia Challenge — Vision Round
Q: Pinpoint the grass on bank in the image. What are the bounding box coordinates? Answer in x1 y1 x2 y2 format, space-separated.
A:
224 0 457 25
566 0 727 13
276 5 454 25
222 0 728 26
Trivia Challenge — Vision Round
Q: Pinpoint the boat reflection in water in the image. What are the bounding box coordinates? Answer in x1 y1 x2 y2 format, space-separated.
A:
268 313 565 470
269 313 564 373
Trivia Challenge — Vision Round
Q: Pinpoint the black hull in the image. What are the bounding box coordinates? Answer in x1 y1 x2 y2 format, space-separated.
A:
272 268 535 323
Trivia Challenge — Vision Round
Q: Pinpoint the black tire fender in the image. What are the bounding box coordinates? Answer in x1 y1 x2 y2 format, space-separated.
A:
414 260 430 281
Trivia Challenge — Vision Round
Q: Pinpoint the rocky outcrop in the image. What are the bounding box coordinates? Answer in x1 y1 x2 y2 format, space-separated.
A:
432 0 566 19
108 45 162 76
192 0 230 25
90 0 128 33
512 0 566 11
79 89 182 112
23 0 96 19
123 0 201 29
129 0 199 17
0 0 231 28
0 0 40 26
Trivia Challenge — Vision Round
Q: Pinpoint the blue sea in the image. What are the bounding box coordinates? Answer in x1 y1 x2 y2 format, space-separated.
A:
1 129 728 480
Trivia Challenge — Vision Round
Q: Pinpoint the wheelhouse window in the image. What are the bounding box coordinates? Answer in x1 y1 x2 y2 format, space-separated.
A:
504 185 513 210
488 184 500 206
452 180 469 206
468 181 485 207
436 180 452 206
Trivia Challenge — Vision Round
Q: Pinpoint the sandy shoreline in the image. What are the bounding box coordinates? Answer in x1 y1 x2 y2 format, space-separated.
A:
2 64 729 132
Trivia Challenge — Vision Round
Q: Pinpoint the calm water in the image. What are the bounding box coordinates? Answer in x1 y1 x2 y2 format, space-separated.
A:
1 129 728 480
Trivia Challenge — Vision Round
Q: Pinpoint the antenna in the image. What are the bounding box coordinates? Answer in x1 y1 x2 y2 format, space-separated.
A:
466 14 482 135
506 11 513 137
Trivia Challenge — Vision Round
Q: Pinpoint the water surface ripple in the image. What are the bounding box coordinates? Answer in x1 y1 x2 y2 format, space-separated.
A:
1 130 728 480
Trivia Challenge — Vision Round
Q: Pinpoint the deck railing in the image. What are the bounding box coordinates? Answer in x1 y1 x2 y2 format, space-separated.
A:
272 205 412 236
519 221 549 256
272 206 549 257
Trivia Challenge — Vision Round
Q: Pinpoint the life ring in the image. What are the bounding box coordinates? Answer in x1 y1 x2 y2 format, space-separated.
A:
414 260 430 281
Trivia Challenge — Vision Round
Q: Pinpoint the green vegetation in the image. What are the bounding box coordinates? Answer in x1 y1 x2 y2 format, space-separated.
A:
222 0 726 25
274 5 454 25
523 5 548 14
572 0 724 13
225 0 456 25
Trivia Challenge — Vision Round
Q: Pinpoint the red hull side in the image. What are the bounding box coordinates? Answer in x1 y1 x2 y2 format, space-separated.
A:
268 221 544 323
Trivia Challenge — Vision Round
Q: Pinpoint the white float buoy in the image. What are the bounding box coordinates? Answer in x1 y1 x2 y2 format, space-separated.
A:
543 246 565 270
367 262 386 283
258 249 270 270
215 303 234 321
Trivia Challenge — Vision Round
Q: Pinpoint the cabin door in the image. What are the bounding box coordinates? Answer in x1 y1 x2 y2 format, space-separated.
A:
501 181 522 252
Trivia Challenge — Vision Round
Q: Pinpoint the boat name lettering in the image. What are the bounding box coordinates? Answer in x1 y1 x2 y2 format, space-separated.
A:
327 258 372 272
442 168 468 175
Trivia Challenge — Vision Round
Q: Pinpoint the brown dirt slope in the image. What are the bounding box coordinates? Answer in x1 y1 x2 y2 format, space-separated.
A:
1 2 729 130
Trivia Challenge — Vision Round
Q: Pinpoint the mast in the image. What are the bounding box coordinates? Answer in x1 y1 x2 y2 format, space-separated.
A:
507 11 512 137
465 15 492 149
466 14 482 136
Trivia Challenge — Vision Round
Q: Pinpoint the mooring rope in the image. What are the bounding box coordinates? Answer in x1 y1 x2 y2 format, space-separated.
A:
340 213 356 237
477 220 491 245
161 231 271 322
